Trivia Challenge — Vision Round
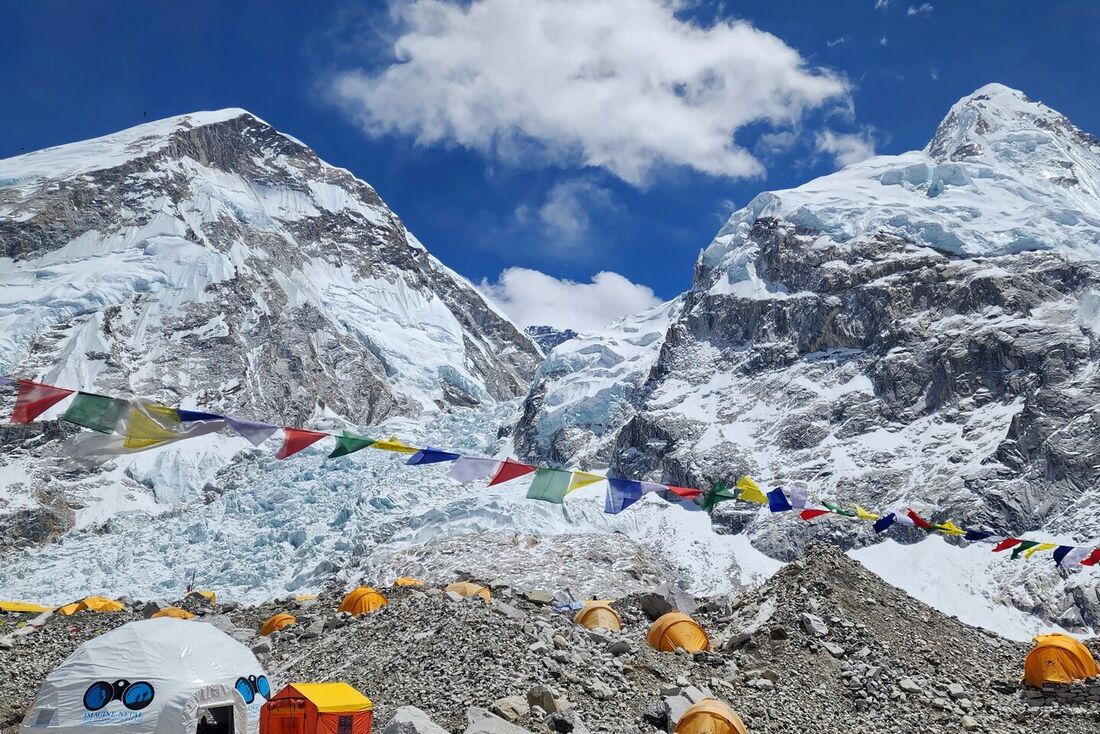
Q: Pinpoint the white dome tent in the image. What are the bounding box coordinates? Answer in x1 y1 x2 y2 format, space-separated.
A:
21 619 270 734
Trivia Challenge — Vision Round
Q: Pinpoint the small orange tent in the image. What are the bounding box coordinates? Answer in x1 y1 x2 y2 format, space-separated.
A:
1024 633 1099 687
647 612 709 653
575 601 622 632
261 683 373 734
151 606 195 620
444 582 491 601
261 613 298 636
338 587 388 615
674 699 748 734
394 577 425 587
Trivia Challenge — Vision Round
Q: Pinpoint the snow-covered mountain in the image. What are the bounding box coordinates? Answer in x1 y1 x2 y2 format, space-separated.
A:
515 83 1100 629
0 109 540 543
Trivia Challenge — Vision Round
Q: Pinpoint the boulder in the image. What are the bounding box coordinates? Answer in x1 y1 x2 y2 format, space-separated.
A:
491 696 529 722
465 707 534 734
383 706 450 734
800 613 829 638
527 684 567 714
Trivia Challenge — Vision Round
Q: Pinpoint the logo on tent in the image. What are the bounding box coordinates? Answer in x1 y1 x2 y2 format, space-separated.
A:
83 680 156 712
234 676 271 704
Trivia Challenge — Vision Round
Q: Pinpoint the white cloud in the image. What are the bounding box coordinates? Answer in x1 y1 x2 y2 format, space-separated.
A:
513 179 615 254
327 0 849 185
479 267 661 331
826 36 850 48
907 3 933 16
879 36 889 46
874 0 892 8
815 129 877 168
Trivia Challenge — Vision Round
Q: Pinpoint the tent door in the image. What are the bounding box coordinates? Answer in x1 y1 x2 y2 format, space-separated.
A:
196 705 235 734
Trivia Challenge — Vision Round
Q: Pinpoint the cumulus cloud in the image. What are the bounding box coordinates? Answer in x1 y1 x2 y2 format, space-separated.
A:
513 179 616 255
326 0 849 185
479 268 661 332
815 129 877 168
907 3 933 16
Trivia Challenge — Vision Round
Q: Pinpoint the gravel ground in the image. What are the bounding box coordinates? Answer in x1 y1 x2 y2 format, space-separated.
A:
3 544 1099 733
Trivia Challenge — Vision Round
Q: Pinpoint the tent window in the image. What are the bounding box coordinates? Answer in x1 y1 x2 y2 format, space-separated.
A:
33 709 55 728
337 716 353 734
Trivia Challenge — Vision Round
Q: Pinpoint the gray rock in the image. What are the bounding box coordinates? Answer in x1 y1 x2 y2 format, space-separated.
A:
491 696 529 722
383 706 450 734
466 707 534 734
661 694 693 730
522 589 554 605
898 678 922 694
527 684 567 714
960 714 979 731
821 641 846 658
800 613 829 638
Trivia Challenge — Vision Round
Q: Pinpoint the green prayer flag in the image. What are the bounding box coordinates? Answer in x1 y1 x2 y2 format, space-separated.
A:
1011 540 1040 560
526 468 572 504
62 392 128 433
702 480 737 512
823 501 856 517
327 431 375 459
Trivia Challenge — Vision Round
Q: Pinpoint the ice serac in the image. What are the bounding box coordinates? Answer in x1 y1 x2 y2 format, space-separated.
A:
0 109 540 538
514 84 1100 629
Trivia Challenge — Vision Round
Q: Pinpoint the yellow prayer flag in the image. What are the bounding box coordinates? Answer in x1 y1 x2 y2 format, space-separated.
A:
1024 542 1058 558
370 436 420 454
124 403 180 449
935 520 966 536
736 476 768 505
566 471 604 493
855 505 880 521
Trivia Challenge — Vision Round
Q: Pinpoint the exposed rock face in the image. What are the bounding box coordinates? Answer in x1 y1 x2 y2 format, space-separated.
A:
0 109 539 542
513 84 1100 628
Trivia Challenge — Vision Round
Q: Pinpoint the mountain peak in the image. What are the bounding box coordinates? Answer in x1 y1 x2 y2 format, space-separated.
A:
926 83 1099 163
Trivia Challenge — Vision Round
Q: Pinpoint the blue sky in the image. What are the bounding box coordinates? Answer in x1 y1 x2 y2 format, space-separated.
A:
3 1 1099 329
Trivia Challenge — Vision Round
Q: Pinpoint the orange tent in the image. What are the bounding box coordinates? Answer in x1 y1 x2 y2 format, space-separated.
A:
647 612 709 653
574 601 622 632
394 577 425 587
444 582 491 601
675 699 748 734
1024 633 1099 687
187 590 217 604
261 613 298 636
56 596 125 616
150 606 195 620
338 587 388 615
261 683 373 734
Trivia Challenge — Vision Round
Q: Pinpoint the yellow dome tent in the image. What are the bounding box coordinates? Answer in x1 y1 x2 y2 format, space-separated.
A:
338 587 388 615
187 590 217 604
261 613 298 636
444 582 491 602
394 577 425 587
1024 633 1100 687
151 606 195 620
647 612 709 653
56 596 125 616
295 594 318 602
0 600 52 614
574 601 622 632
674 699 748 734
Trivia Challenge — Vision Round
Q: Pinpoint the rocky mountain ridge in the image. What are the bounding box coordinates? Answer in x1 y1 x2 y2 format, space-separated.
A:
513 84 1100 630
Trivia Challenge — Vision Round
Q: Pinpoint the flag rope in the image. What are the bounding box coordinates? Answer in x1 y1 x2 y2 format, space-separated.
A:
2 374 1097 567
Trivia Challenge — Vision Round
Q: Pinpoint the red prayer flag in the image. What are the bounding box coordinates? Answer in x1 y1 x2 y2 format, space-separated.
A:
488 459 536 486
11 380 74 423
668 485 704 499
1080 548 1100 566
906 508 934 531
991 538 1022 553
276 427 329 460
800 508 832 521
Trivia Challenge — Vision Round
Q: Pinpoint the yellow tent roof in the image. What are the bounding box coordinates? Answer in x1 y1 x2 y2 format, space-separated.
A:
445 582 491 601
1024 633 1100 687
261 613 298 636
394 577 425 587
575 601 622 632
188 590 217 604
151 607 195 620
56 596 125 616
0 600 53 614
288 683 373 713
294 594 318 602
647 612 710 653
674 699 748 734
338 587 388 615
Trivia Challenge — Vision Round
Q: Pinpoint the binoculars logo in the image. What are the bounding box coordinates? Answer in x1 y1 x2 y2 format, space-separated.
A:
83 680 156 712
234 675 271 704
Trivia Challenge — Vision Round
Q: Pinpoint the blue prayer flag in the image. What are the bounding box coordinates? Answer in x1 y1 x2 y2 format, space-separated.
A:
406 447 461 465
605 478 643 514
872 513 896 534
767 487 793 513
